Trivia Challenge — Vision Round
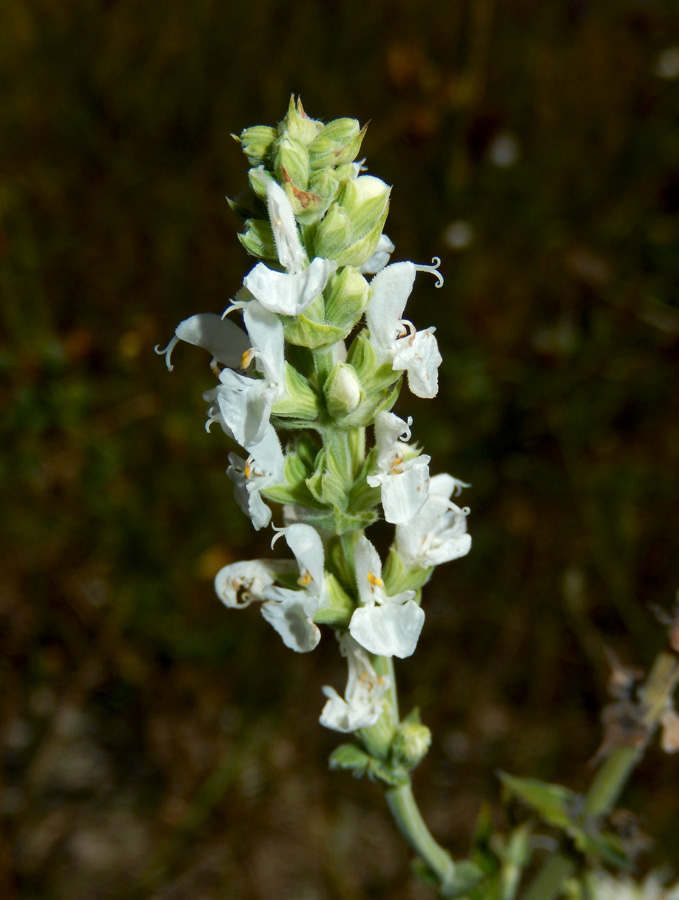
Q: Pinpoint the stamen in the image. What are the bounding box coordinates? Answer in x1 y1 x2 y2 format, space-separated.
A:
367 571 384 589
414 257 444 288
298 570 312 587
241 348 255 369
154 335 180 372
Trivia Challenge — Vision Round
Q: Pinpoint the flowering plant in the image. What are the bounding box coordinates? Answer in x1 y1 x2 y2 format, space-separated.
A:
159 98 679 899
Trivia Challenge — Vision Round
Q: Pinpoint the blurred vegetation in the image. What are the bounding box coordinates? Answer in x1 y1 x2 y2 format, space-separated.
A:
1 1 678 898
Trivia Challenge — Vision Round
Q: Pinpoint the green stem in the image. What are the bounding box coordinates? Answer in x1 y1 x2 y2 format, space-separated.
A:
387 781 456 888
522 652 679 900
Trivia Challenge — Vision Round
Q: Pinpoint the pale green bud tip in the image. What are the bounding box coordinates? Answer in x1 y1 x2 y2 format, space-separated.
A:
236 126 277 167
279 95 322 146
324 363 362 418
391 721 432 768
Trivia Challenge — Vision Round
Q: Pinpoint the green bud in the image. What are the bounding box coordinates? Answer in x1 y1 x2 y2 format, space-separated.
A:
235 125 277 167
324 363 362 419
273 135 310 189
324 266 369 332
247 165 271 201
282 181 326 225
279 95 322 146
390 710 432 769
238 217 278 262
314 175 391 267
308 118 367 169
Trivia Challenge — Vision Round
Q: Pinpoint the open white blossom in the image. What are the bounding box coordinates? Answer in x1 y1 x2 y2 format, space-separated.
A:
204 300 287 448
260 524 328 652
349 536 423 659
214 559 291 609
396 473 471 569
365 259 444 398
155 312 250 372
227 425 285 530
367 411 430 525
242 180 336 316
320 633 389 732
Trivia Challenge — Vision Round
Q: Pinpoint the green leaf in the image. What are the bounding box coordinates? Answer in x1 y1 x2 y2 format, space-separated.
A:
499 772 579 830
328 744 371 778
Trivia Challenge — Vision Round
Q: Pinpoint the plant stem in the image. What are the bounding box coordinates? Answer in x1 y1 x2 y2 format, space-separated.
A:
387 781 456 888
374 656 457 890
522 652 679 900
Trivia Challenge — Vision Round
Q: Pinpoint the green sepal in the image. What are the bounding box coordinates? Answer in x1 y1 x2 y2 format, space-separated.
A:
296 506 378 536
347 331 401 393
273 135 310 190
282 179 326 224
324 266 370 333
367 758 410 787
383 546 434 595
279 95 321 145
247 165 271 202
326 535 357 591
262 448 324 511
308 118 367 169
238 217 278 261
271 364 320 420
284 312 347 350
314 176 390 267
313 573 354 627
235 125 277 167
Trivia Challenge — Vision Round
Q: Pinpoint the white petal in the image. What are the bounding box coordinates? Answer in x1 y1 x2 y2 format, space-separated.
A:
215 369 277 447
157 312 250 370
242 301 286 386
260 594 321 652
359 234 395 275
243 258 336 316
380 456 430 524
354 536 383 607
393 328 443 399
365 262 416 353
214 560 277 608
349 600 424 659
281 523 326 590
266 180 306 273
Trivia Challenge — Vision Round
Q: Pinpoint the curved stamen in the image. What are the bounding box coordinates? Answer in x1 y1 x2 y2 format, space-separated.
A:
414 257 444 288
154 335 180 372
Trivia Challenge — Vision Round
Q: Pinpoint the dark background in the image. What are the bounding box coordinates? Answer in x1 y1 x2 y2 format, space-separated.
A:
2 1 679 897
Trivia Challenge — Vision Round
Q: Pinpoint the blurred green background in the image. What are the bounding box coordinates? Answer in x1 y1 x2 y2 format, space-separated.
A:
2 1 679 897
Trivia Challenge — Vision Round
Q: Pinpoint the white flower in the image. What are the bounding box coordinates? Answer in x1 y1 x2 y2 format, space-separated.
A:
227 425 286 530
155 312 250 371
349 536 424 659
214 559 289 608
365 259 444 398
242 180 336 316
359 233 395 275
260 523 328 652
214 524 327 653
367 411 430 525
585 870 679 900
396 473 471 569
203 300 287 448
320 633 389 732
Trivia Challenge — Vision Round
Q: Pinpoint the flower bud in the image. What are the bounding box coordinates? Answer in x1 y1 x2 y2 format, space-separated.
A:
324 266 370 332
279 95 321 146
315 175 391 268
238 217 277 262
273 135 310 190
324 363 362 418
236 125 277 167
391 714 432 769
309 118 367 169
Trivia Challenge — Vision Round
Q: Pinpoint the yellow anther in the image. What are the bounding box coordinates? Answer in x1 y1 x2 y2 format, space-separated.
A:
367 571 384 589
244 459 252 479
241 348 255 369
298 570 312 587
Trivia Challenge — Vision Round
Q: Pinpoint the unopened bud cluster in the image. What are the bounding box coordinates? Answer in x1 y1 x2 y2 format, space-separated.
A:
158 97 471 742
